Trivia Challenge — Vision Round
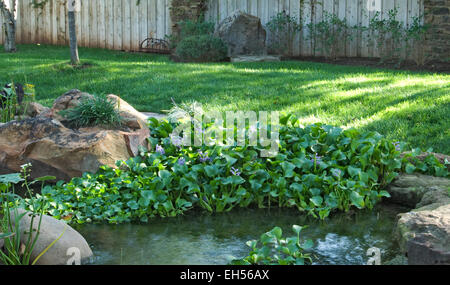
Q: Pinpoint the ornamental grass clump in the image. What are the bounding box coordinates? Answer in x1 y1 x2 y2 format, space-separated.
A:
59 95 123 129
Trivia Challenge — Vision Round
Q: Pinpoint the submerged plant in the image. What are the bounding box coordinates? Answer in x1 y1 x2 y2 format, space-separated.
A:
230 225 313 265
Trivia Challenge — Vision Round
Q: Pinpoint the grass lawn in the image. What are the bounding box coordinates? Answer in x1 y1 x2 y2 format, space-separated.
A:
1 44 449 154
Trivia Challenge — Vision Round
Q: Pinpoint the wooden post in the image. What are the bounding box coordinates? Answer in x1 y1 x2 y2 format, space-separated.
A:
0 0 17 52
68 0 79 65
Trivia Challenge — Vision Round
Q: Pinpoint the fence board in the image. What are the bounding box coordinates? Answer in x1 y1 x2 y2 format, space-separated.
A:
0 0 424 58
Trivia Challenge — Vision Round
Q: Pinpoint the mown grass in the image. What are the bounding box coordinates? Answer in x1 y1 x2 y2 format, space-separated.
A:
1 44 449 154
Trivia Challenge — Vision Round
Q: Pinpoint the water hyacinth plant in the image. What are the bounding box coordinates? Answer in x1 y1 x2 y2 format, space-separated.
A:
23 112 449 224
230 225 313 265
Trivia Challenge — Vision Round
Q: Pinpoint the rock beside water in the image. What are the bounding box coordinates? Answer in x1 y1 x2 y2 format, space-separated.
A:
388 172 450 265
6 209 93 265
0 89 150 181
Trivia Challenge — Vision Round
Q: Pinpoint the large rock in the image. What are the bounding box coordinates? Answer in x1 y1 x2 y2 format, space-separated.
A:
0 90 150 180
6 209 93 265
389 173 450 265
395 205 450 265
387 174 450 208
215 11 267 57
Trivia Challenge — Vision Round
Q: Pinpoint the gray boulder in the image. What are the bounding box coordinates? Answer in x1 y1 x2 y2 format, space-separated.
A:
215 11 267 57
387 173 450 208
388 173 450 265
8 209 93 265
395 205 450 265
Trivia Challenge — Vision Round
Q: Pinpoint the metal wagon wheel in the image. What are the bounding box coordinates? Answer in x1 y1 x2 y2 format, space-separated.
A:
139 38 171 54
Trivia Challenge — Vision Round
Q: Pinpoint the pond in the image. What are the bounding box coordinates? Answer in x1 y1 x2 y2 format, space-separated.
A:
75 203 408 265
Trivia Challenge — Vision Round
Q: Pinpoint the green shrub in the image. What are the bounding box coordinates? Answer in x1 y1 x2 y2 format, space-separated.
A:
266 11 302 56
307 11 354 61
59 95 123 129
179 20 215 38
175 34 228 62
171 19 228 62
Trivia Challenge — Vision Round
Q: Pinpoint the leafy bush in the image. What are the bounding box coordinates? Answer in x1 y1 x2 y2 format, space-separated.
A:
230 225 313 265
172 20 228 62
365 8 429 66
59 95 123 129
307 12 354 61
179 20 215 38
266 11 302 56
25 110 449 224
175 34 228 62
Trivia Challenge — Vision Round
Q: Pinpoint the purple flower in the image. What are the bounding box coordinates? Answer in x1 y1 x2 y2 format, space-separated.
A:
332 169 342 178
230 167 241 176
197 150 211 163
392 141 401 152
178 157 186 165
156 144 165 155
170 134 183 148
309 153 322 164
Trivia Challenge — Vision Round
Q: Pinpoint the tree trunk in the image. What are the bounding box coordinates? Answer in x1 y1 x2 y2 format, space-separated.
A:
68 10 79 65
0 0 16 53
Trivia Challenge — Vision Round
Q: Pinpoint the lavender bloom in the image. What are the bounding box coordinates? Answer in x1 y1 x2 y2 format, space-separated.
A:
230 167 241 176
332 169 342 178
309 153 322 164
155 144 165 155
197 150 211 163
178 157 186 165
392 141 401 152
170 134 183 148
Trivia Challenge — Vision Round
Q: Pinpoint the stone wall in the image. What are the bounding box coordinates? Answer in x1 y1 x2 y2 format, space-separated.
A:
169 0 208 38
424 0 450 61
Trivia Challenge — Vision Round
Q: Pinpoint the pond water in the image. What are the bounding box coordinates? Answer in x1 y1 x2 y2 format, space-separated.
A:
75 203 408 265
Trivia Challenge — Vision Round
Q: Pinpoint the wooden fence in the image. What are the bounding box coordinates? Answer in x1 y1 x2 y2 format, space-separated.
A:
1 0 424 58
205 0 424 58
0 0 173 51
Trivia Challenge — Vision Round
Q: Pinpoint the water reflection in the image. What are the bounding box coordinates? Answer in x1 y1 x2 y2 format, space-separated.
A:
75 203 407 265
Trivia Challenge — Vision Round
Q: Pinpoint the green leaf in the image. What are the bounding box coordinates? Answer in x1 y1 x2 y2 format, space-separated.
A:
34 176 57 182
310 196 323 207
405 163 416 174
347 166 361 178
292 225 303 235
126 200 139 210
302 239 314 250
350 191 365 209
268 227 283 240
281 161 296 178
204 165 219 178
0 173 23 184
